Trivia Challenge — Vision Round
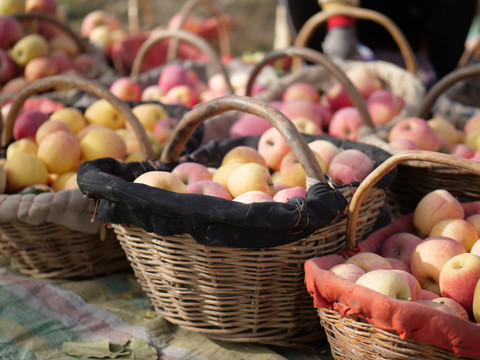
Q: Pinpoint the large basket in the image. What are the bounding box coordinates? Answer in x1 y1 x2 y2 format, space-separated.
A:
0 74 155 278
305 150 480 360
76 94 394 346
363 64 480 218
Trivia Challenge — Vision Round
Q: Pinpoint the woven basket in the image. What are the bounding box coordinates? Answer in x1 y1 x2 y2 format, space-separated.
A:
361 64 480 218
83 94 393 346
0 74 154 278
306 150 480 360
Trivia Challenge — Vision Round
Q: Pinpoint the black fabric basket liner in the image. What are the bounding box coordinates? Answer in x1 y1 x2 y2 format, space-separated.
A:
77 134 395 249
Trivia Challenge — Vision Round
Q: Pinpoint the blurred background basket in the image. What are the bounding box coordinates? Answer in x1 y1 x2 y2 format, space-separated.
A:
305 150 480 360
77 94 395 346
0 74 154 278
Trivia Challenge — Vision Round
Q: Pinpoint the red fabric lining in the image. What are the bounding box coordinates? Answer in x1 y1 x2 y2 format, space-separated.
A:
327 16 356 30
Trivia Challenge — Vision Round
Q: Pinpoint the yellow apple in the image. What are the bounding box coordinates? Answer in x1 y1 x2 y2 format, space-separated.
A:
227 162 273 198
79 127 127 161
211 163 241 190
52 171 77 192
124 129 162 158
130 103 168 132
37 130 82 174
35 120 73 145
49 107 87 134
427 116 459 146
4 153 48 193
464 128 480 150
429 218 479 251
6 138 37 160
84 99 125 130
133 171 187 193
10 34 49 67
0 0 25 15
280 150 326 188
221 145 268 169
125 151 147 163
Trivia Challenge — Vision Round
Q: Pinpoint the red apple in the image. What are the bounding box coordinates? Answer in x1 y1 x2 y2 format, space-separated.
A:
80 10 122 38
13 109 49 141
0 15 22 49
389 138 420 150
280 98 324 127
186 180 232 200
416 299 465 318
109 77 142 102
229 113 272 138
328 149 374 186
257 127 292 171
25 0 57 14
421 289 440 300
386 257 411 272
158 63 191 94
328 106 363 141
24 56 58 83
162 84 198 108
0 48 17 83
450 143 475 159
72 53 99 79
366 89 404 125
272 186 307 202
172 162 213 185
388 117 442 151
379 232 423 270
50 50 73 73
282 82 320 104
432 297 470 321
153 117 178 145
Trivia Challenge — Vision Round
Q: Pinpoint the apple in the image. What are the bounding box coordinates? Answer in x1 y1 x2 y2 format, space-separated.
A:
1 76 28 96
49 107 87 134
410 236 467 294
153 117 178 144
328 149 374 186
109 77 142 102
88 25 113 52
13 109 49 141
50 50 73 73
79 127 127 161
233 190 274 203
10 33 49 67
229 113 272 137
429 218 479 252
35 119 72 144
272 186 306 202
80 10 122 38
84 99 125 130
386 257 411 272
280 98 324 126
4 153 48 193
162 84 198 108
227 162 273 198
141 85 164 102
388 117 442 151
186 180 232 200
450 143 475 159
391 269 422 301
72 53 99 79
24 56 58 83
211 163 241 189
0 15 22 49
471 239 480 256
329 263 365 283
346 66 383 99
158 63 191 94
279 150 326 188
0 48 17 83
355 269 412 300
5 138 37 160
292 117 323 135
307 139 340 168
221 146 268 169
427 116 460 146
172 162 213 185
344 252 393 272
367 89 404 125
328 106 363 141
0 0 25 15
25 0 57 14
52 171 76 192
464 112 480 134
133 171 187 193
432 297 469 321
416 299 465 318
207 72 230 95
325 81 352 111
379 232 423 269
413 189 465 238
421 289 440 300
439 253 480 316
0 163 6 194
129 103 168 132
257 127 292 171
473 279 480 323
389 138 420 150
49 33 79 58
282 82 320 103
124 129 162 158
37 130 82 174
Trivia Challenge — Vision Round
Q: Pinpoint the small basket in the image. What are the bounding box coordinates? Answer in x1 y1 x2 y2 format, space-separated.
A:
305 150 480 360
77 94 394 346
0 74 154 278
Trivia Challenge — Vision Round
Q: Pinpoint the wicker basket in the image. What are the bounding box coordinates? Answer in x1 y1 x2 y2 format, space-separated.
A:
306 150 480 360
362 64 480 218
78 94 393 346
0 74 154 278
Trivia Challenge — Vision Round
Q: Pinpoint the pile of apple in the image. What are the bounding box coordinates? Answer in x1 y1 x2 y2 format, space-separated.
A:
230 66 405 140
132 132 376 204
0 100 179 195
0 0 102 95
327 188 480 323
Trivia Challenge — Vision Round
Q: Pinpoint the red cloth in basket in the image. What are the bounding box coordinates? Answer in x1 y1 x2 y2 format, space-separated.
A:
304 202 480 359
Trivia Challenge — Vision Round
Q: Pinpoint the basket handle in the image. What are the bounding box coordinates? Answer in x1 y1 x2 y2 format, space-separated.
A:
128 0 155 34
1 74 155 160
167 0 231 62
129 29 234 94
160 95 327 184
292 7 418 74
416 63 480 120
12 11 90 55
245 46 374 129
345 150 480 249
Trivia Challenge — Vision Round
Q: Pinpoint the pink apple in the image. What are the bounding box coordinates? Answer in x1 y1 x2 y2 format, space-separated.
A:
416 299 464 318
471 239 480 256
392 269 422 301
233 190 274 204
388 117 442 151
345 66 383 99
439 252 480 315
272 186 307 202
410 236 467 295
153 117 178 144
292 117 323 135
282 82 320 104
328 149 374 186
186 180 233 200
172 162 213 185
229 113 272 138
421 289 440 300
355 269 412 300
13 109 49 141
80 10 122 38
344 252 393 272
162 84 198 108
379 232 423 269
429 218 479 251
386 257 411 272
24 56 58 83
1 76 28 96
325 81 352 111
25 0 57 14
133 171 187 193
257 127 291 171
280 98 324 127
0 15 22 49
366 89 404 125
307 139 340 168
0 48 16 83
141 85 164 102
450 143 475 159
109 77 142 102
50 50 73 73
328 106 363 141
329 263 365 283
432 297 470 321
72 53 99 79
158 63 191 94
464 112 480 134
389 138 420 150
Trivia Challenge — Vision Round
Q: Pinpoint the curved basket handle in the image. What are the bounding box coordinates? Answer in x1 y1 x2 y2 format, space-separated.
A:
12 11 90 54
245 46 374 129
167 0 231 62
292 7 417 74
416 63 480 120
345 150 480 249
160 95 327 184
128 0 154 34
1 74 155 160
129 29 234 94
